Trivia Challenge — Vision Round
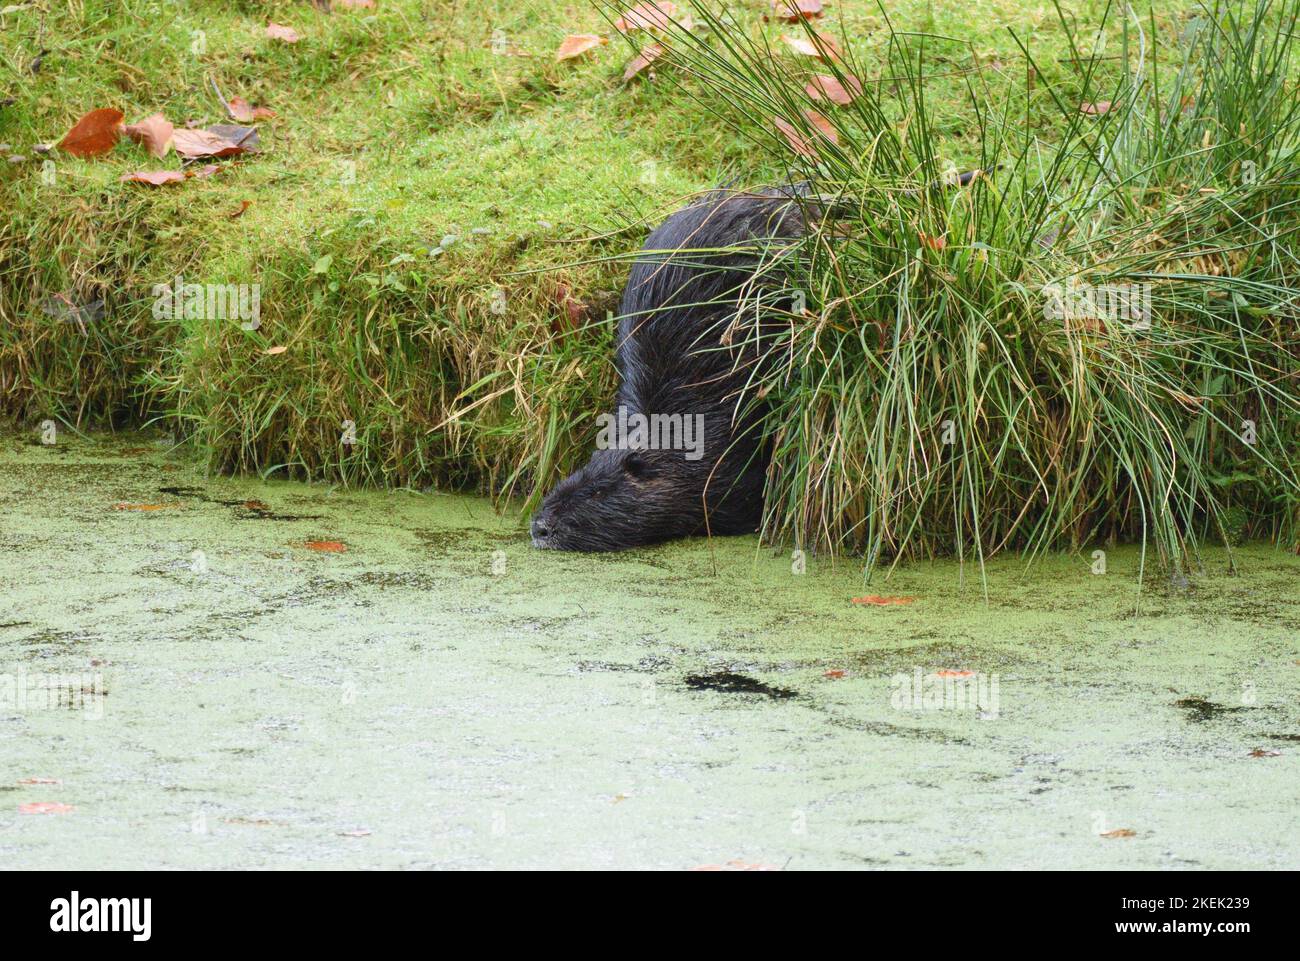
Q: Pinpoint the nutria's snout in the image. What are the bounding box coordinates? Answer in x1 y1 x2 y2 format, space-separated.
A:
530 514 556 550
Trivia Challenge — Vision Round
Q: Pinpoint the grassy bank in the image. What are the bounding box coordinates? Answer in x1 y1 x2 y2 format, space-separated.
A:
3 0 1294 564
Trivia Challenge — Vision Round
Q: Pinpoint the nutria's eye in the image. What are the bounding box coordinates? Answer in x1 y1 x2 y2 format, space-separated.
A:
624 452 652 479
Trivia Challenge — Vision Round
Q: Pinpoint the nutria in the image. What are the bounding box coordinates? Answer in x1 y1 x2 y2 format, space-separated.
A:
530 174 984 552
530 187 809 551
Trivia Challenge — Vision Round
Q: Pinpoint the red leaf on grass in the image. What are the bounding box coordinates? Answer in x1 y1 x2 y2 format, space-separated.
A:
120 170 185 186
919 232 947 251
774 110 837 156
1080 101 1112 115
623 43 665 80
772 0 824 22
19 802 75 815
782 31 842 61
851 595 915 606
123 112 174 158
228 200 252 218
267 22 299 43
57 108 124 158
805 73 862 105
616 2 688 33
303 540 347 553
556 34 606 61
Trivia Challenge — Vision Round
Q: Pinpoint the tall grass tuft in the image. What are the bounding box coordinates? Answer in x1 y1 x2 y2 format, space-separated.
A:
600 0 1300 576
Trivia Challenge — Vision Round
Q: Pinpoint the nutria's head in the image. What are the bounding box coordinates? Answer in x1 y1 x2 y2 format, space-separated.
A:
531 448 694 552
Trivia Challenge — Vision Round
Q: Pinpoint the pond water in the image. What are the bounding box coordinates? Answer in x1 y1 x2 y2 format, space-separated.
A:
2 430 1297 869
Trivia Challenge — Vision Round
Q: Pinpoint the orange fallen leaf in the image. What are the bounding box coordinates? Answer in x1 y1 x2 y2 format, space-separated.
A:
824 669 846 679
57 108 124 159
17 777 61 785
19 802 75 815
1247 748 1281 758
227 98 277 123
772 0 824 22
919 232 947 251
123 112 174 158
805 73 862 105
782 31 842 61
616 2 688 33
851 595 916 606
803 108 837 144
112 502 180 511
264 345 287 355
553 282 587 334
303 540 347 553
623 43 665 80
934 669 975 678
1080 101 1112 115
120 170 185 186
266 22 299 43
556 34 606 61
1100 828 1136 838
228 200 252 218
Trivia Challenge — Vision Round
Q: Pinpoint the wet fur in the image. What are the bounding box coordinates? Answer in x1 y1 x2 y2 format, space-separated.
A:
531 189 806 551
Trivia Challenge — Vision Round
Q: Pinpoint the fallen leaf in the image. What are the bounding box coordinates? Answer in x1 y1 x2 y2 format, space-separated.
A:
264 344 287 355
774 116 829 157
226 97 255 123
242 500 270 511
556 34 606 62
1247 748 1281 758
553 282 587 334
919 232 947 251
207 124 260 150
123 112 174 158
57 108 124 158
19 802 74 815
805 73 862 105
772 0 824 22
336 0 376 7
303 540 347 553
1080 101 1112 115
934 669 975 678
851 595 915 606
112 502 180 511
266 22 299 43
172 128 247 159
190 164 220 179
17 777 61 785
120 170 185 186
616 2 688 33
1100 828 1136 838
228 199 252 218
782 31 842 61
623 42 665 80
824 669 846 679
803 108 837 144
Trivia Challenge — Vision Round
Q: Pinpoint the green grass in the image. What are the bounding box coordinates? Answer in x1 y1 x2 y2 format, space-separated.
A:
4 0 1294 566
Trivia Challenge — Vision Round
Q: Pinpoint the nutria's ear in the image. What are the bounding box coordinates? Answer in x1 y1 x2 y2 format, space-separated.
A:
623 451 652 479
